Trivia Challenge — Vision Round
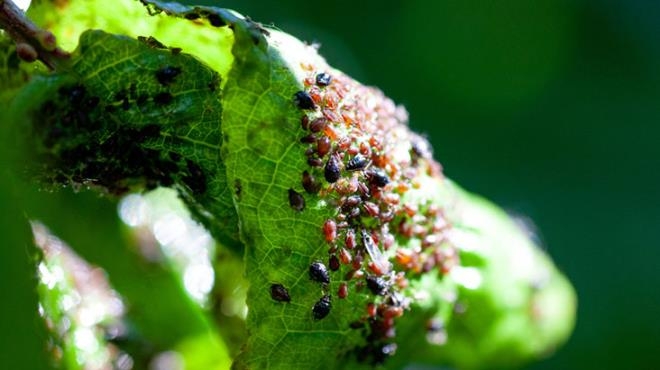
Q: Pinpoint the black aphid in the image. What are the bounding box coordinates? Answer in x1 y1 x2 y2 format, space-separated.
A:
309 261 330 284
366 276 388 296
155 66 182 86
329 255 340 271
65 85 86 105
182 160 206 194
316 72 332 87
308 157 324 167
288 188 305 211
300 134 316 144
137 36 166 49
312 295 332 320
324 155 341 183
294 91 315 109
302 171 320 194
270 284 291 302
184 12 200 20
350 321 365 329
154 92 173 106
207 13 225 27
346 154 369 171
366 169 390 187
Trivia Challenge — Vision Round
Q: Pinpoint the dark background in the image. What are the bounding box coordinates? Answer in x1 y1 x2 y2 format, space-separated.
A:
208 0 660 369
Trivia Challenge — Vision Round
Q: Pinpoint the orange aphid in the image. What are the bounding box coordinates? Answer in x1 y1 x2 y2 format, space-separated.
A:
341 112 354 126
366 303 377 318
324 93 338 109
395 249 414 266
323 124 338 140
339 247 352 264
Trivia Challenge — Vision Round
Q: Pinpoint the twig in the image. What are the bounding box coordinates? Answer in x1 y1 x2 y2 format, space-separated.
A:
0 0 70 70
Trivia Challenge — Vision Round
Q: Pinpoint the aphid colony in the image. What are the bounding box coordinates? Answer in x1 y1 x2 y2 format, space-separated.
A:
285 64 460 363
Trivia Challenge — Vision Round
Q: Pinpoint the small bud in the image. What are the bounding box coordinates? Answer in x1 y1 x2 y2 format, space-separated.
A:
16 43 37 62
37 31 57 51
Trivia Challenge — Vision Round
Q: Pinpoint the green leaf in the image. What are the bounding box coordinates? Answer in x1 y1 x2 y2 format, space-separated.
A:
10 28 240 250
8 29 234 368
0 177 53 370
8 1 577 369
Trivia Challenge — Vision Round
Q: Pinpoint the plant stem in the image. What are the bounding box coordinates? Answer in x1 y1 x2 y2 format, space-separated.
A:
0 0 69 69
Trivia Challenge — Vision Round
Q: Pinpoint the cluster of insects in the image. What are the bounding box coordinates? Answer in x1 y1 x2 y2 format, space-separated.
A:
285 64 460 363
33 59 214 198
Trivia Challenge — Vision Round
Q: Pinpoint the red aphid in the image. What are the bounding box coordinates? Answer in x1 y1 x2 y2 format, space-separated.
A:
337 137 351 150
359 141 371 157
364 201 379 217
323 219 337 242
339 247 352 264
382 232 395 250
366 303 377 318
338 283 348 299
301 115 310 130
345 229 356 249
323 108 340 122
309 87 322 104
383 306 404 320
368 261 385 276
309 117 327 133
317 136 331 157
369 137 382 150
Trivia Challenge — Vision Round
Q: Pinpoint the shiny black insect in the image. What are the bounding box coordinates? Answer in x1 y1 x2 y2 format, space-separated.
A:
309 261 330 284
315 72 332 87
288 188 305 211
366 169 390 187
294 91 315 109
270 284 291 302
324 155 341 183
155 66 182 86
366 276 388 296
312 295 332 320
346 154 369 171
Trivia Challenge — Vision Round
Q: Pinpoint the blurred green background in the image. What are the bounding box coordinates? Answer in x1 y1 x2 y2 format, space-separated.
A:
206 0 659 368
